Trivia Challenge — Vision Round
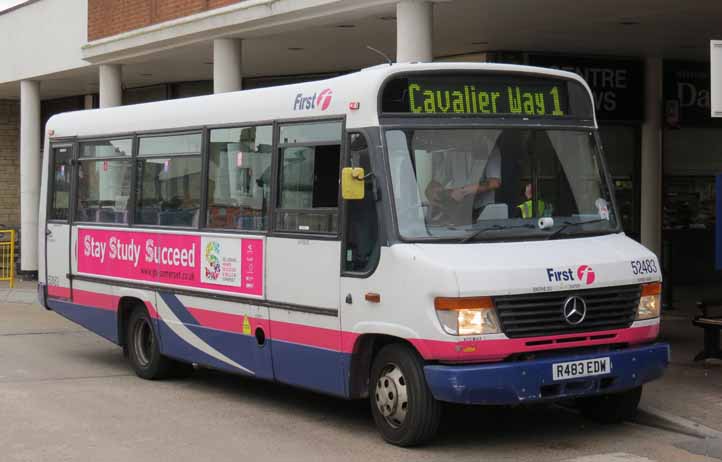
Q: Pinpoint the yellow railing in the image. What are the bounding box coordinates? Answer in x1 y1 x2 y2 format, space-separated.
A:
0 230 15 288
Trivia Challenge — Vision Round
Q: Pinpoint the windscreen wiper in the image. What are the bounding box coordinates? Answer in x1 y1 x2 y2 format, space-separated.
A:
545 218 609 240
460 223 535 243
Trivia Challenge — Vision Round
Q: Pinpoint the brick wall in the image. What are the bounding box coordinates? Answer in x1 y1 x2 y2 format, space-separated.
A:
0 101 19 228
88 0 246 41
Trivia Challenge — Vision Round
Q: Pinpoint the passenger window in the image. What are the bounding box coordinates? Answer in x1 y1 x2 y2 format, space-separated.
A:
275 121 342 234
75 139 132 224
344 133 379 273
135 133 202 227
49 146 73 221
207 126 272 231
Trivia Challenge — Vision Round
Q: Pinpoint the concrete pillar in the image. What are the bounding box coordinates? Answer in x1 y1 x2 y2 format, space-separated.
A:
19 80 40 272
99 64 122 108
640 58 663 257
213 38 242 94
84 94 94 110
396 0 433 63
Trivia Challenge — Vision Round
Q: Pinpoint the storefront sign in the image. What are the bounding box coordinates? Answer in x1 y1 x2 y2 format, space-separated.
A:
77 228 264 297
527 54 644 122
663 60 722 127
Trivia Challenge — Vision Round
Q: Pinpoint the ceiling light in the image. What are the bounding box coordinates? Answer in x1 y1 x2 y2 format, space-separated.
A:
336 24 356 29
288 47 304 51
139 73 153 77
378 15 396 21
619 20 640 26
471 41 489 46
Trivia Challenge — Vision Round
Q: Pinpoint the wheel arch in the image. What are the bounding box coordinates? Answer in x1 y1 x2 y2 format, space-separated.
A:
117 296 146 349
347 333 424 399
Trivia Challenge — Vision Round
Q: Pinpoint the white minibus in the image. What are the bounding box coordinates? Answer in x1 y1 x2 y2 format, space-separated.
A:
38 62 668 446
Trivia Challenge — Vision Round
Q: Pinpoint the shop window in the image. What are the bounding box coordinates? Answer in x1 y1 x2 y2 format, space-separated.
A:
135 133 202 227
75 139 132 224
275 121 342 234
207 125 273 231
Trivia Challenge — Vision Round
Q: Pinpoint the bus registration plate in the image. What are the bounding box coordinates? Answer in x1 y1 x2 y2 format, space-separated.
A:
552 357 611 381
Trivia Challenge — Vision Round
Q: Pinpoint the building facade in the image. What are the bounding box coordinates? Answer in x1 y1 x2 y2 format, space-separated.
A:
1 0 721 287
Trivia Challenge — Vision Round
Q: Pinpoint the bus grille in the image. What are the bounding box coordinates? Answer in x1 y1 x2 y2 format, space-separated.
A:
493 285 641 339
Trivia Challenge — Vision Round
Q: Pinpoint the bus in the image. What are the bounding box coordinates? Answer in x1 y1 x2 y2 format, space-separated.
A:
38 62 669 446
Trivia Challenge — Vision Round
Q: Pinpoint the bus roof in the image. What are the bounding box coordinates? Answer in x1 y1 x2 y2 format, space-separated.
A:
46 62 596 139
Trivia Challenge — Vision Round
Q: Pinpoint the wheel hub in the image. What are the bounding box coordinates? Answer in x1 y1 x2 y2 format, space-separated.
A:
375 363 408 428
133 318 153 367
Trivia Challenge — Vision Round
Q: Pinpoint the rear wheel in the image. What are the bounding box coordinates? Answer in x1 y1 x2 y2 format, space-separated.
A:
369 344 441 446
578 386 642 424
126 307 191 379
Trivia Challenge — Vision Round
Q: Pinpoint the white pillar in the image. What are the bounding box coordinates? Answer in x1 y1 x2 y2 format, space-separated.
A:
20 80 41 272
99 64 122 108
84 94 94 110
396 0 433 63
640 58 663 257
213 38 243 94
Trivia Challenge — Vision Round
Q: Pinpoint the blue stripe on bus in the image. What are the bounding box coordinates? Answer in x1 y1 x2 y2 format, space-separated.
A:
47 299 118 343
271 339 351 398
48 294 351 398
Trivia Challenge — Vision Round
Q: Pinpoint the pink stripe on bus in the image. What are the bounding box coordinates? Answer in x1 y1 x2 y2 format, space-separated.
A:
410 323 660 362
270 319 341 351
47 285 71 298
72 289 119 311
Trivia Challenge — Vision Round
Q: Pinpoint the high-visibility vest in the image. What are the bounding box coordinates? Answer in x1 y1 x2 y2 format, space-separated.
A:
517 200 545 218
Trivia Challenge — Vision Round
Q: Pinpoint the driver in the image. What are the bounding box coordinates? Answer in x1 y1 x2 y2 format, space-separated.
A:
425 139 502 224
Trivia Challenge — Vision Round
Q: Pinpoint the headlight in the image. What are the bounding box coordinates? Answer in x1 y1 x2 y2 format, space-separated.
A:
636 282 661 320
435 296 501 335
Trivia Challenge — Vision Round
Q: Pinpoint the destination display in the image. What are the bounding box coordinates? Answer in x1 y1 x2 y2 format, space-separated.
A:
381 74 593 118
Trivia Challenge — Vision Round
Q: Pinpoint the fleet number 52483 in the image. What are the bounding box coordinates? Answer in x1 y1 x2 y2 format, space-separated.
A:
630 259 657 275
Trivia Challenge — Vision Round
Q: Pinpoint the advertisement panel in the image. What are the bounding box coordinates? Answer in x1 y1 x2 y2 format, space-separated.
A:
77 228 264 297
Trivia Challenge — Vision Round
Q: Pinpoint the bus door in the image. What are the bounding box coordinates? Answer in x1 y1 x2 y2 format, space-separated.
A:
266 120 344 396
45 144 74 301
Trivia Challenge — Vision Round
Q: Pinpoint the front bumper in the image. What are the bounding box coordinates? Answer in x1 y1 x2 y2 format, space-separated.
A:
424 343 669 405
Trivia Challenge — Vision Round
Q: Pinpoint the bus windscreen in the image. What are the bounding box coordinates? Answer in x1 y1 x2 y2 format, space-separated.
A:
381 73 593 119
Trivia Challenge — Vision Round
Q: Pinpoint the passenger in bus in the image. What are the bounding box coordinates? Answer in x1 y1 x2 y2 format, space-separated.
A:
425 137 502 225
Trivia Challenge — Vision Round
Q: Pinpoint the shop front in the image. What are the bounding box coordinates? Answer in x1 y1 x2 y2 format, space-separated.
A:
663 61 722 285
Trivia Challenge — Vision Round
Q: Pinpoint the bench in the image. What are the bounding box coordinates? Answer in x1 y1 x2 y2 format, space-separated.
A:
693 301 722 361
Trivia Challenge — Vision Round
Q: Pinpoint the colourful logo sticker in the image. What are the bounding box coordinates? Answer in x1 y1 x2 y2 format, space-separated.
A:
577 265 596 285
204 241 221 281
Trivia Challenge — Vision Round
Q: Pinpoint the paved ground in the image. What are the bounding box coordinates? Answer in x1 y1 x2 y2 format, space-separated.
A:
0 286 719 461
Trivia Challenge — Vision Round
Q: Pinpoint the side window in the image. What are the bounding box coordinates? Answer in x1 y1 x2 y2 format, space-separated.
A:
135 133 202 227
49 146 73 221
207 125 272 231
75 139 132 224
344 133 379 273
275 121 342 234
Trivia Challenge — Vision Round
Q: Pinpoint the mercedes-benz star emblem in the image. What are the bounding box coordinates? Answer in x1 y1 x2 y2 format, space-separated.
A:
562 296 587 325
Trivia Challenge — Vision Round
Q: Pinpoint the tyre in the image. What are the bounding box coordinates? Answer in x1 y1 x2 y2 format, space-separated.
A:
369 343 441 446
126 306 190 380
578 386 642 424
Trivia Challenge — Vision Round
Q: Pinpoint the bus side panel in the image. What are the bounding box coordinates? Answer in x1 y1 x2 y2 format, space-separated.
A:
153 292 274 380
268 310 349 398
48 278 125 344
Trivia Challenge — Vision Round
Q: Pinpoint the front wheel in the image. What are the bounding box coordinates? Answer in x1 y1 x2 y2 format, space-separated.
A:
578 386 642 424
369 344 441 446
